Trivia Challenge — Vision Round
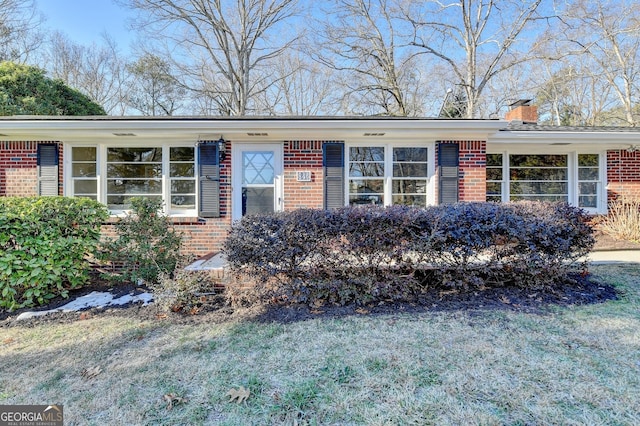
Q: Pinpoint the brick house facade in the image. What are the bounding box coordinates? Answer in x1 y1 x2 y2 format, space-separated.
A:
1 114 639 256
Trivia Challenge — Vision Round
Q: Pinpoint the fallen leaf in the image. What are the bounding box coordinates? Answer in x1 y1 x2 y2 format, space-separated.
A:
163 393 188 410
226 386 250 404
81 366 102 379
156 313 168 320
310 309 324 314
355 308 369 314
79 312 91 320
500 295 511 304
2 338 16 345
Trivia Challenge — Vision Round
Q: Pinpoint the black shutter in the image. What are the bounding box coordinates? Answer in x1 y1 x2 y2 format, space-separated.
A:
323 143 345 209
438 143 459 204
37 143 59 196
198 143 221 218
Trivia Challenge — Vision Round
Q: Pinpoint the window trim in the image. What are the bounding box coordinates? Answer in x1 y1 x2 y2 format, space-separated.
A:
486 149 606 214
346 141 436 207
65 141 198 217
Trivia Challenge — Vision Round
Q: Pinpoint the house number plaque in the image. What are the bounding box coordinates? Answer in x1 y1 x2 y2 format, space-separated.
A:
296 171 312 182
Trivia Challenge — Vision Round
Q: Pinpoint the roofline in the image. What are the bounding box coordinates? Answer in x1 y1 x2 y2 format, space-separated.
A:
0 115 507 142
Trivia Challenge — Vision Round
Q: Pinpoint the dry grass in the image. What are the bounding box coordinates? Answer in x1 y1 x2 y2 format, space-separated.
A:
1 264 639 425
600 197 640 242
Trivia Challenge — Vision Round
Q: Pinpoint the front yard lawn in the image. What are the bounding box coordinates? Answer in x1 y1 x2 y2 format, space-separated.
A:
1 264 639 425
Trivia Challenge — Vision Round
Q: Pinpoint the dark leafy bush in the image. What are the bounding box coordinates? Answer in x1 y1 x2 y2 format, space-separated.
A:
223 202 595 307
99 197 184 284
0 197 108 310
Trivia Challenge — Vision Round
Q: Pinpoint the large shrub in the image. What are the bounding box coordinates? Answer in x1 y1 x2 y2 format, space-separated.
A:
0 197 108 310
223 202 595 307
99 197 184 284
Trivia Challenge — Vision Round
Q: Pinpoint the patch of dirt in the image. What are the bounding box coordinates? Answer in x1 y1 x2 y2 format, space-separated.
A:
593 230 640 251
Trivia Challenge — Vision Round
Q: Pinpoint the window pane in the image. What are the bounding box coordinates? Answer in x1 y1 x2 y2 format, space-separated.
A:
510 155 567 167
170 163 195 177
486 182 502 195
74 180 97 194
349 179 384 194
171 180 196 194
392 180 427 193
579 182 597 194
579 196 597 208
578 168 598 181
350 147 384 162
107 164 162 178
486 196 502 202
242 151 274 184
171 195 195 209
510 168 568 181
72 163 96 177
392 194 426 206
349 194 384 205
170 147 194 161
486 168 502 180
107 195 162 210
511 195 568 202
349 163 385 177
393 163 428 177
72 147 96 161
393 147 427 162
486 154 502 167
578 154 599 167
107 147 162 162
108 147 162 162
107 179 162 195
511 182 568 195
243 187 274 215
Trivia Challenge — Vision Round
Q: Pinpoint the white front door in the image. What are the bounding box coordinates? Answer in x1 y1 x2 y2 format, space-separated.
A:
232 143 283 220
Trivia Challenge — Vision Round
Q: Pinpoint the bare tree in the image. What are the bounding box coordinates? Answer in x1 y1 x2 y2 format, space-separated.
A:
0 0 44 63
46 32 128 115
313 0 426 116
126 53 186 115
402 0 544 118
553 0 640 126
255 52 340 115
121 0 300 116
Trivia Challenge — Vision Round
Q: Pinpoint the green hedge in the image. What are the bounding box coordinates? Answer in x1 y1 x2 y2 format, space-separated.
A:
0 197 108 310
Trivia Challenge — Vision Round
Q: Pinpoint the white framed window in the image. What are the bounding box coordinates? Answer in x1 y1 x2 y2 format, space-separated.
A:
347 143 434 207
70 146 98 200
66 143 197 216
486 151 604 213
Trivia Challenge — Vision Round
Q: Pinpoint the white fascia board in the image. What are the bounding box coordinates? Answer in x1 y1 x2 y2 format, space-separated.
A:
490 129 640 149
0 118 507 142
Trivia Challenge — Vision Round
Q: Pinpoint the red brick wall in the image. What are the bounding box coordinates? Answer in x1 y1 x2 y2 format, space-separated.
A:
437 140 487 202
283 141 324 210
459 141 487 202
0 141 63 196
178 144 232 255
607 149 640 202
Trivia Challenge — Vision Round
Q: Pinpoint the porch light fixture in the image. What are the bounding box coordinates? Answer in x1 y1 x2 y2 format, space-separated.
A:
216 136 227 162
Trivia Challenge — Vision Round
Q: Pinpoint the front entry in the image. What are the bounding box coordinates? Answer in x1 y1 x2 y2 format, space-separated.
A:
232 143 283 220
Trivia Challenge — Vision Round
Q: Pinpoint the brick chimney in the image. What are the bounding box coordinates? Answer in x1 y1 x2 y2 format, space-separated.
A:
505 99 538 124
